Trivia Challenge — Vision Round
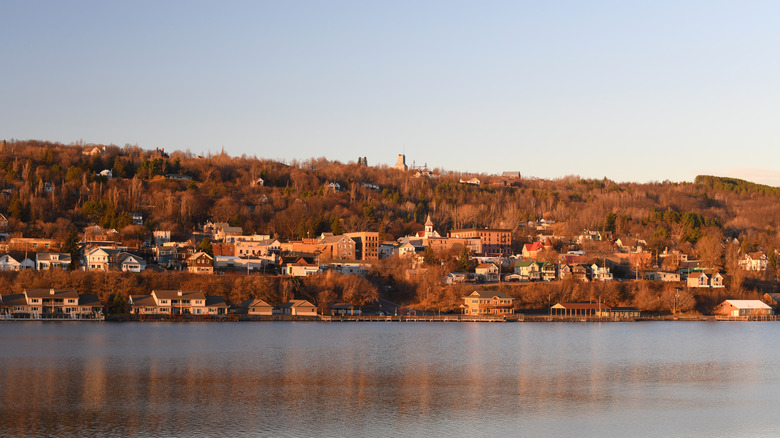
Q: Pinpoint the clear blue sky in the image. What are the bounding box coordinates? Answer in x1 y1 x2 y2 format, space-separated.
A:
3 1 780 184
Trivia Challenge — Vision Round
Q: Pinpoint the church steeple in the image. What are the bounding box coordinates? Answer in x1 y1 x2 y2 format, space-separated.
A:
424 214 434 238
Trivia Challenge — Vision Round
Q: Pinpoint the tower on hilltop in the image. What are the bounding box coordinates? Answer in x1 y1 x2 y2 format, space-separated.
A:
394 154 408 171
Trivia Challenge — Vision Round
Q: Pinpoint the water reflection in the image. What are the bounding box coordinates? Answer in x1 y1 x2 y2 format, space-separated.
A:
0 322 779 437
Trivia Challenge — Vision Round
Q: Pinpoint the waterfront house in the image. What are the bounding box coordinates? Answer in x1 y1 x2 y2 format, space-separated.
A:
233 298 273 315
279 300 317 316
462 290 514 316
128 290 229 316
0 289 103 319
551 302 611 317
713 300 773 318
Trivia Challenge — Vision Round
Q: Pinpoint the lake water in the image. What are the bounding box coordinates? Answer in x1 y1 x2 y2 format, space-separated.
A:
0 321 778 437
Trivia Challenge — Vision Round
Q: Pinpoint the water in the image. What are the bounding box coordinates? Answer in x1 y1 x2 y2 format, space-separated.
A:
1 321 779 437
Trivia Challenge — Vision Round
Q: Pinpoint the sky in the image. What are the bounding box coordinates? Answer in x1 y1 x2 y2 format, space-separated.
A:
2 1 780 184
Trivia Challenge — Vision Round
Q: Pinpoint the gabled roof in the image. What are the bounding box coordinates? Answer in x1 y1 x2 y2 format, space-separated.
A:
721 300 772 310
281 299 315 308
187 251 213 261
36 253 72 262
524 242 544 252
152 290 207 300
25 288 79 299
78 294 102 307
205 296 229 308
0 293 27 306
237 298 272 309
129 295 156 306
467 290 511 299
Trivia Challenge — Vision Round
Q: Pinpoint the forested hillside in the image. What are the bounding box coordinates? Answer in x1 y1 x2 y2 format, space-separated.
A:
1 139 778 313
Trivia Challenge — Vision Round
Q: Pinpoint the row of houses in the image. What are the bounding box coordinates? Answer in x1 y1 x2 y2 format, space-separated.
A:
0 289 104 319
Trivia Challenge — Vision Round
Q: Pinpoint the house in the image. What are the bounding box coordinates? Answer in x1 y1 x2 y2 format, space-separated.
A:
233 298 273 315
279 300 318 316
560 264 588 281
99 169 112 179
459 177 481 186
117 253 146 272
153 231 171 244
522 242 544 259
687 272 709 288
591 264 613 281
85 247 118 271
446 272 480 284
687 271 724 288
513 261 541 281
36 253 71 271
212 223 243 242
0 289 103 319
128 290 229 316
253 177 264 187
0 254 34 271
539 262 556 281
645 271 681 282
280 257 319 276
739 252 768 271
131 212 143 226
186 252 214 274
551 302 610 317
154 244 178 268
0 213 7 231
462 290 514 316
235 239 281 257
214 256 272 272
326 262 370 276
475 263 500 282
713 300 773 318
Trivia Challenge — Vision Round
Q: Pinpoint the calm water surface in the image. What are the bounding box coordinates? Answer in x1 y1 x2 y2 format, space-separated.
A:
1 321 779 437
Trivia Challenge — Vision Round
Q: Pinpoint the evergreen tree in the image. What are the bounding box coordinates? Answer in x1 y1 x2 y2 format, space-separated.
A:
199 238 213 257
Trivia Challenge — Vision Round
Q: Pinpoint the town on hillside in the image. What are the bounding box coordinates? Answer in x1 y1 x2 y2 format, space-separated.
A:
0 141 778 320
